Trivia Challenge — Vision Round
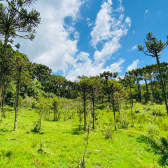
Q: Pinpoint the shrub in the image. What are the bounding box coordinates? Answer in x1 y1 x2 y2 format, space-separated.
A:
102 124 114 139
118 109 129 129
21 95 37 108
146 123 160 138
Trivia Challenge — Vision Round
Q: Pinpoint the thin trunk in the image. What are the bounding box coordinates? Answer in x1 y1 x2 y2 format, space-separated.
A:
130 82 134 127
84 88 86 131
150 79 154 102
53 101 57 121
0 35 8 118
144 78 149 103
111 84 116 131
137 81 141 102
13 67 21 131
156 55 168 115
92 88 95 130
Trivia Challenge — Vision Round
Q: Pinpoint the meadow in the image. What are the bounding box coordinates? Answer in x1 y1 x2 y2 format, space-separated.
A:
0 102 167 168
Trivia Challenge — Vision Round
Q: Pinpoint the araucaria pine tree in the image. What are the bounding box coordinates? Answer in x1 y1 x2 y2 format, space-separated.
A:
138 32 168 114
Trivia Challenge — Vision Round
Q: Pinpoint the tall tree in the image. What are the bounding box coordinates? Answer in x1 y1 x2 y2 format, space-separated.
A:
88 76 101 130
78 76 90 131
123 72 135 127
100 71 112 104
138 32 168 114
0 0 41 113
132 69 142 102
13 52 31 131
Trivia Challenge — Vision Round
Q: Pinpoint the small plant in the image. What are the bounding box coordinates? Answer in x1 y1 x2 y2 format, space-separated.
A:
5 151 13 158
135 108 140 113
33 120 42 133
37 137 45 154
147 123 160 138
102 123 114 139
26 129 31 134
119 109 129 129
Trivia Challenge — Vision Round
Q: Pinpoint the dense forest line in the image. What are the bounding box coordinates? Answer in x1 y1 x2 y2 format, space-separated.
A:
1 37 168 130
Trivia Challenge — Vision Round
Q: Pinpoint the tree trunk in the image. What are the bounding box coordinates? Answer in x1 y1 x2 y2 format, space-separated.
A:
53 101 57 121
111 84 116 131
13 67 21 131
156 55 168 115
84 88 86 131
130 82 134 127
144 78 149 103
137 81 141 102
150 79 154 102
0 35 9 118
92 88 95 130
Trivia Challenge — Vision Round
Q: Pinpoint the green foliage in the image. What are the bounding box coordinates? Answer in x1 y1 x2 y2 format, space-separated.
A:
102 123 114 139
21 94 37 108
146 123 160 138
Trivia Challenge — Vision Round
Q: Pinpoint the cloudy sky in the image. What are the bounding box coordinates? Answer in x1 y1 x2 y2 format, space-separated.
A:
15 0 168 81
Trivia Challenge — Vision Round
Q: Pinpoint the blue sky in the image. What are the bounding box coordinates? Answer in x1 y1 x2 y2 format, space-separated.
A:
15 0 168 81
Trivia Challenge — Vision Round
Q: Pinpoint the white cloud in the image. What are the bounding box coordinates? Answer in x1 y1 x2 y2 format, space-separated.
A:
14 0 130 81
133 31 135 34
145 9 149 20
102 58 125 72
127 45 137 52
145 9 149 14
66 52 103 81
131 45 137 51
91 0 131 63
16 0 84 74
127 59 140 71
66 52 125 81
125 17 131 27
86 18 93 27
94 37 121 63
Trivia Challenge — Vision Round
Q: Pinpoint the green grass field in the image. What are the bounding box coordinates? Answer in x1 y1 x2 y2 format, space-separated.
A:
0 103 167 168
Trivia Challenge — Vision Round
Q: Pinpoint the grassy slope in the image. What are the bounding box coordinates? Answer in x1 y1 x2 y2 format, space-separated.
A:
0 104 166 168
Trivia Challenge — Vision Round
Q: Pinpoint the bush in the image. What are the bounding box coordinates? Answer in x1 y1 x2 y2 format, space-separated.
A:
118 109 129 129
146 123 160 138
21 95 37 108
152 108 165 116
102 124 114 139
32 120 42 133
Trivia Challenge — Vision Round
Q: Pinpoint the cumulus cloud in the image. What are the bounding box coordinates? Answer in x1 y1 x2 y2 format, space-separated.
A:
86 18 93 27
127 59 140 71
127 45 137 52
16 0 83 74
66 53 125 81
14 0 131 81
101 58 125 73
131 45 137 51
91 0 131 63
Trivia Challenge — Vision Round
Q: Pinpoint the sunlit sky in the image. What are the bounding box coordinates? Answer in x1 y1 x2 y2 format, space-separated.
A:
14 0 168 81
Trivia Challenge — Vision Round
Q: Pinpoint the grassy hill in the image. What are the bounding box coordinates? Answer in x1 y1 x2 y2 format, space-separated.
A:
0 103 167 168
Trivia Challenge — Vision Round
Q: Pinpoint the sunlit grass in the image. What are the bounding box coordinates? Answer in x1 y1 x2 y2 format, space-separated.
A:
0 103 166 167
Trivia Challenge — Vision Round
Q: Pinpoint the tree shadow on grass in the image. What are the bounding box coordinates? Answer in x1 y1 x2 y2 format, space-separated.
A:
137 135 160 152
0 128 11 133
137 135 168 167
137 135 159 149
65 125 85 135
